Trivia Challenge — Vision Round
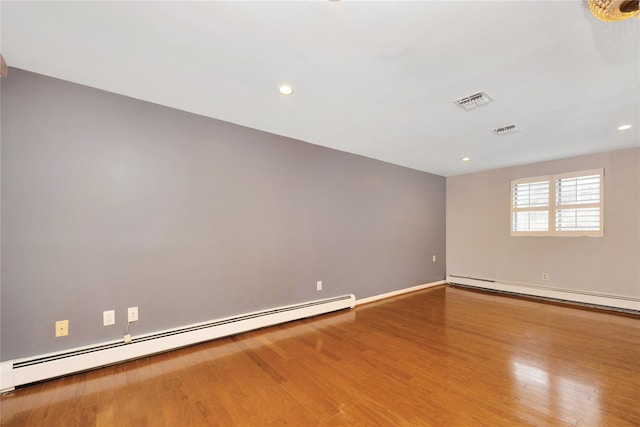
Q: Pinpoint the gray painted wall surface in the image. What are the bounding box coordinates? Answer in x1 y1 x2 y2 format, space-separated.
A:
447 148 640 298
1 69 446 360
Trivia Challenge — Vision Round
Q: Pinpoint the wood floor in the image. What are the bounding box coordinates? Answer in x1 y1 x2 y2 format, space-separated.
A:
1 285 639 426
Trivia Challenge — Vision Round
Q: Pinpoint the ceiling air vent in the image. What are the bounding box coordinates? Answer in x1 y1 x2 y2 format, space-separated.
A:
455 91 492 111
493 124 520 135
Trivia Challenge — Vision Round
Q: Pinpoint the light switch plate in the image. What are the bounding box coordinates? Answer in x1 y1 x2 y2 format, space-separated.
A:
103 310 115 326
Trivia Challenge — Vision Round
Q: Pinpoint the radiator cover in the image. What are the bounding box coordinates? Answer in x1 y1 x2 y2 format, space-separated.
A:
447 275 639 312
1 294 355 392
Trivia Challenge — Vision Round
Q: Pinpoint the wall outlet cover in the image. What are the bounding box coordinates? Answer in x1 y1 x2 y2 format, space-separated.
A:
128 306 139 322
55 320 69 337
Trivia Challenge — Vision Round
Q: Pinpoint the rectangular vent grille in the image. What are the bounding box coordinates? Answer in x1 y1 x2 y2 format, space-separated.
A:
494 124 520 135
455 91 492 111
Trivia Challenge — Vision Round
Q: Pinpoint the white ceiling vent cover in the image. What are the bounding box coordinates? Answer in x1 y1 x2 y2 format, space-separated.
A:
455 91 492 111
494 124 520 135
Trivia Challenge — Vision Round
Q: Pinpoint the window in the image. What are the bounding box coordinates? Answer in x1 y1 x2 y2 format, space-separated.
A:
510 169 603 236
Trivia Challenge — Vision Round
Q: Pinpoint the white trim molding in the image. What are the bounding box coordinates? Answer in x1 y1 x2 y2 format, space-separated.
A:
356 280 447 306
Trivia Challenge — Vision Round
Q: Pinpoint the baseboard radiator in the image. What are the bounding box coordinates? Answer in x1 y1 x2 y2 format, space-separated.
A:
447 275 640 313
1 294 355 393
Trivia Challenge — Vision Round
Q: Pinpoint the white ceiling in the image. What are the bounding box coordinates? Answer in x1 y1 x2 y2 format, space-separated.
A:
1 1 638 176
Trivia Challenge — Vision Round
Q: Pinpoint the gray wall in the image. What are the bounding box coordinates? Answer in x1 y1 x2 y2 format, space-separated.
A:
1 69 446 360
447 148 640 298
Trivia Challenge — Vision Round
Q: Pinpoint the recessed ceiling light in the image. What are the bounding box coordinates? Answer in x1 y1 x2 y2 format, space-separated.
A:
278 84 293 95
461 156 471 162
617 124 632 130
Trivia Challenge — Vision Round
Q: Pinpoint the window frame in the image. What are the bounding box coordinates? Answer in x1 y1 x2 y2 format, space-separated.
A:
510 168 604 237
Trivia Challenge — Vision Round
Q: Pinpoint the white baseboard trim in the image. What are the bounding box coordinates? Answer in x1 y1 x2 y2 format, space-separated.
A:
447 275 640 312
0 294 355 393
356 280 447 306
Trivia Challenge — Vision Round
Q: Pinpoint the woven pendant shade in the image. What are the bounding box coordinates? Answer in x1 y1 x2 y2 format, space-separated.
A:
588 0 639 22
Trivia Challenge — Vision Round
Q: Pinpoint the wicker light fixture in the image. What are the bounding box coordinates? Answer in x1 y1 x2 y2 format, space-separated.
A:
588 0 639 22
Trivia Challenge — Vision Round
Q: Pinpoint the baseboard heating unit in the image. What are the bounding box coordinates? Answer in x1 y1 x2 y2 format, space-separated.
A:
447 275 640 313
1 294 355 393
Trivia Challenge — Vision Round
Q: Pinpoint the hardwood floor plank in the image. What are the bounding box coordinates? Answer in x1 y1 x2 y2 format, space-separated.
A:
2 286 638 426
25 376 72 426
95 408 114 427
79 404 98 427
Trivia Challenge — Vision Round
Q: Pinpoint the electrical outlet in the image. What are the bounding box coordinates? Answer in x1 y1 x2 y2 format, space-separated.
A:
55 320 69 337
317 280 323 291
128 306 139 322
103 310 115 326
433 255 437 263
542 273 549 281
